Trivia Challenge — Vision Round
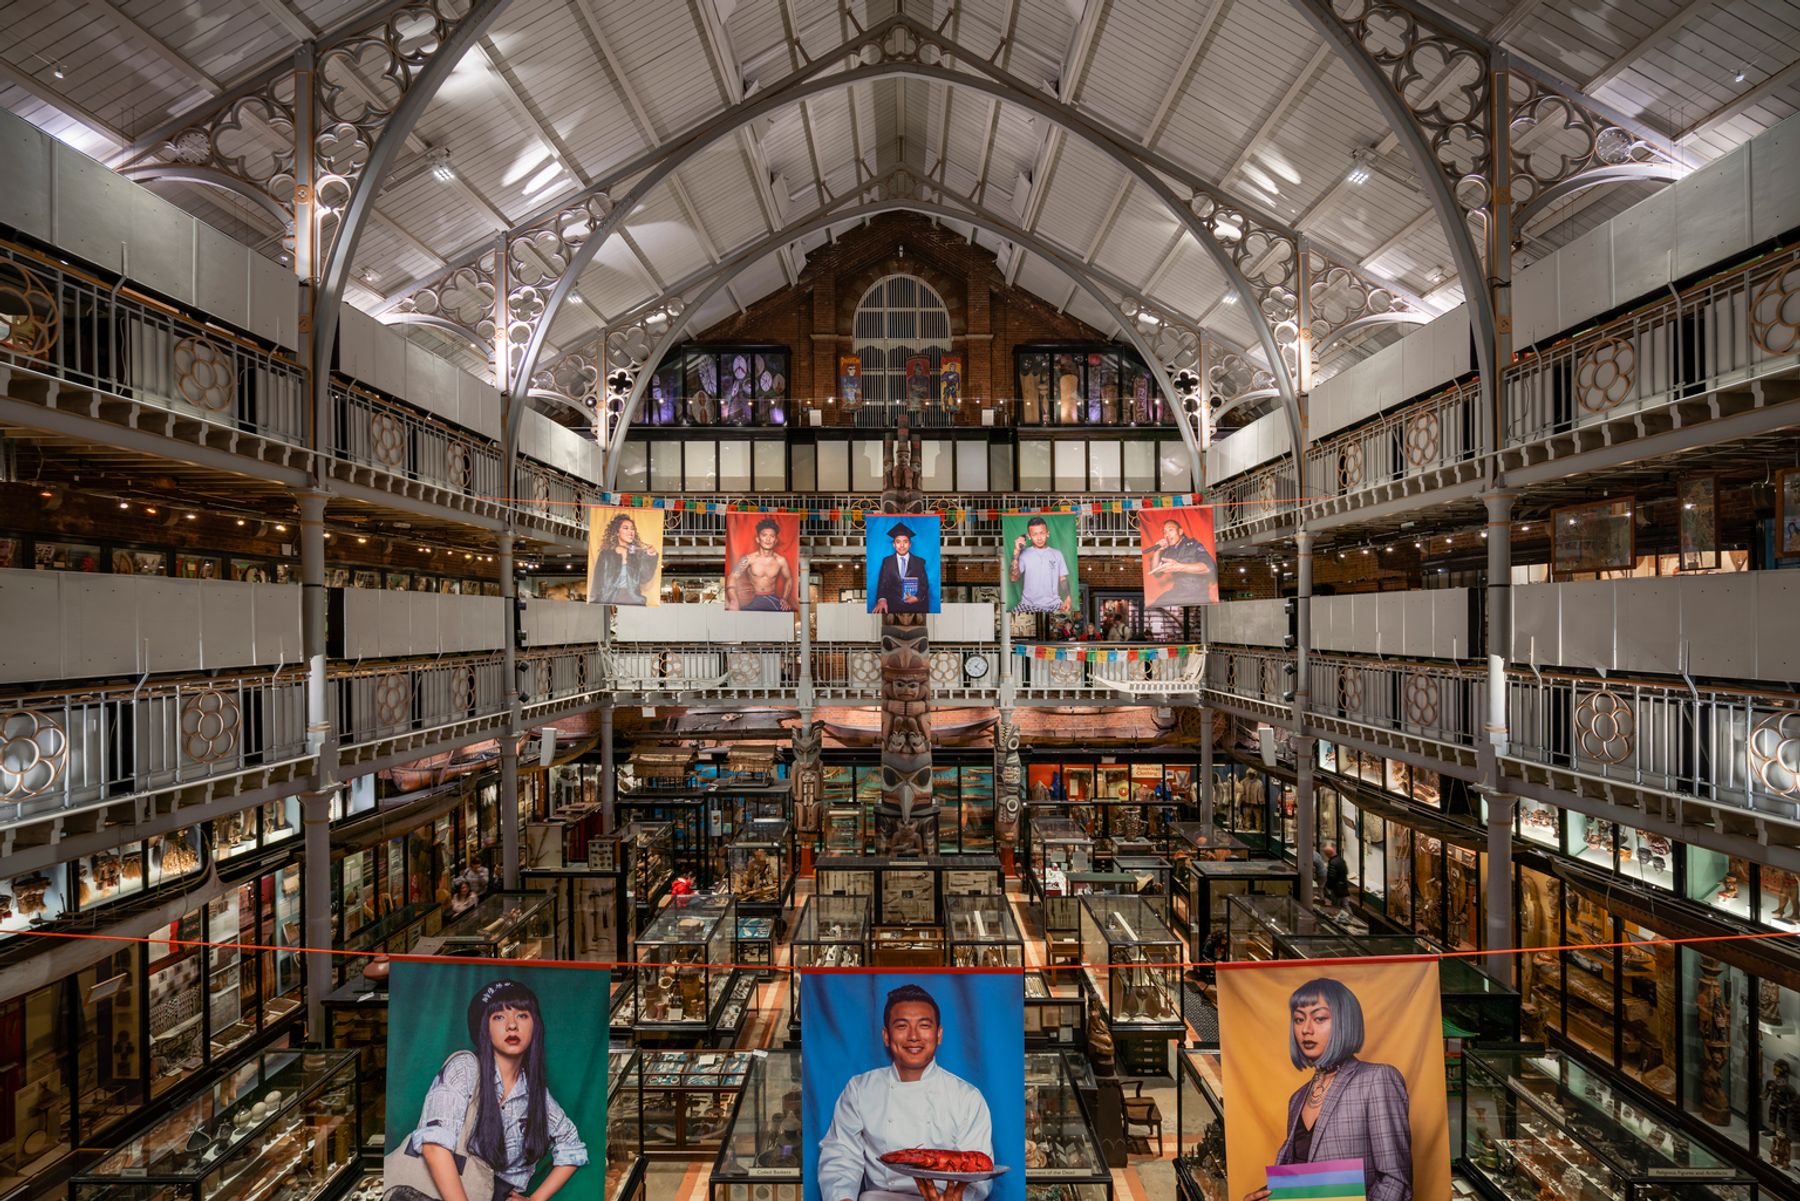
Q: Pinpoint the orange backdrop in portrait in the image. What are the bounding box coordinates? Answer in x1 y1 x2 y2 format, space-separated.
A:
724 512 801 612
1138 506 1218 608
1217 958 1450 1201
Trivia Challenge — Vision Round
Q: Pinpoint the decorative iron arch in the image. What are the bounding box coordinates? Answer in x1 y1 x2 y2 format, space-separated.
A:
594 189 1203 491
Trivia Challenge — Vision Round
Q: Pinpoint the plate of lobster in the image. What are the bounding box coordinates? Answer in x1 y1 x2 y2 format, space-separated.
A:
878 1149 1010 1184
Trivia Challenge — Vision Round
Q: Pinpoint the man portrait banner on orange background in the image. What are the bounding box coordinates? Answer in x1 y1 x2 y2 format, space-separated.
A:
1217 957 1449 1201
1138 506 1218 608
725 512 801 612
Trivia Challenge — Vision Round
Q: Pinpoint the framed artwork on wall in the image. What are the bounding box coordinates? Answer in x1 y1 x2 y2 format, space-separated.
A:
1551 497 1635 576
1678 475 1719 571
1780 467 1800 559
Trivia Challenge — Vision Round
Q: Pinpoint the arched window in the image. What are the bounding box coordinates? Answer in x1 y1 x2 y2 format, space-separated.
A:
852 274 952 403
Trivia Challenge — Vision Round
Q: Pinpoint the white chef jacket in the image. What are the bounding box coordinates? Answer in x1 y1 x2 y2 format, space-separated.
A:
816 1059 994 1201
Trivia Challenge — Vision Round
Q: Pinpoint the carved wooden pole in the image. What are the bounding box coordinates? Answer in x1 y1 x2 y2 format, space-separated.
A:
877 416 936 855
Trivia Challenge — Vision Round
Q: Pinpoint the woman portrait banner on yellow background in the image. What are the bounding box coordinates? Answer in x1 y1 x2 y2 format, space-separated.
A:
586 505 664 606
1217 958 1449 1201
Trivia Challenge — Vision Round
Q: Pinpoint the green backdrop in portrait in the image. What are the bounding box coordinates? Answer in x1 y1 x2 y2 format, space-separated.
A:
387 960 611 1200
1002 513 1080 614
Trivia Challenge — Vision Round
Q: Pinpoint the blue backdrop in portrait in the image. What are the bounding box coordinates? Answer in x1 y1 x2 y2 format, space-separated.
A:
864 514 942 614
801 971 1024 1201
386 961 611 1201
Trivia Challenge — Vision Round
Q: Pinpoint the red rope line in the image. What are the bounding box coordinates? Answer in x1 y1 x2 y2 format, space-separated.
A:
13 925 1796 975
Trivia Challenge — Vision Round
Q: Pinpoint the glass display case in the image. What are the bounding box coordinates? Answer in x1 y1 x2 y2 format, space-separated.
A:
813 856 1000 926
1460 1050 1757 1201
1175 1050 1227 1201
734 916 776 975
1031 818 1095 896
1110 855 1175 914
605 1050 647 1201
1181 859 1297 957
1166 822 1252 863
320 979 390 1155
633 895 737 1032
1077 895 1183 1031
625 821 676 929
70 1051 359 1201
724 819 792 918
521 866 627 963
1023 1051 1112 1199
708 1049 805 1200
1024 972 1088 1049
945 894 1023 967
1224 893 1345 963
638 1050 752 1156
788 895 869 1036
871 925 947 968
433 890 555 960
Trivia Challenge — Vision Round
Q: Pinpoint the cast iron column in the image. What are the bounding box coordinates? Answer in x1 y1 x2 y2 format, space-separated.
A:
1485 790 1517 988
1199 712 1215 834
298 489 334 1038
499 530 520 888
1482 489 1518 985
1294 529 1315 906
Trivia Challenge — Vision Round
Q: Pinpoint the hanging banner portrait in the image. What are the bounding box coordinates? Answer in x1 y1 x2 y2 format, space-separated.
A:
866 514 941 615
940 355 963 406
802 970 1023 1201
1002 512 1078 614
906 356 933 403
725 512 801 611
386 961 610 1201
1138 506 1218 608
586 506 663 606
1217 958 1450 1201
840 356 863 407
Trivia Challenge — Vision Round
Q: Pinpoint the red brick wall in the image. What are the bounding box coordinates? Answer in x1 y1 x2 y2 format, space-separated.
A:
690 213 1115 413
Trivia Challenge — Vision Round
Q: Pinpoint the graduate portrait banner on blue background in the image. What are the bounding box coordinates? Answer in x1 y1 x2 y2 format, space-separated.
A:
802 970 1024 1201
385 961 611 1201
865 514 942 615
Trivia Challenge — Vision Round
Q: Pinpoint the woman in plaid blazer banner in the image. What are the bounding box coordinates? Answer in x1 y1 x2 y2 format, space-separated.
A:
1243 976 1413 1201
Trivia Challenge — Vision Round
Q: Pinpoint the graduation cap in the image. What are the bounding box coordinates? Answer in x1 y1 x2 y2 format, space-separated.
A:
885 521 918 539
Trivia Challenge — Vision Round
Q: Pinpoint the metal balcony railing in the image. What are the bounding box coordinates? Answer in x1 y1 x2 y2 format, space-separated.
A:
1014 644 1203 697
1212 462 1299 538
808 643 1002 701
1505 245 1800 445
605 644 799 693
0 240 308 445
0 672 311 824
1205 641 1800 822
513 458 592 535
1302 378 1484 503
331 381 502 502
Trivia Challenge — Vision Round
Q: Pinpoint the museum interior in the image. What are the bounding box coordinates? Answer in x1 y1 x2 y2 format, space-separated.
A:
2 1 1800 1200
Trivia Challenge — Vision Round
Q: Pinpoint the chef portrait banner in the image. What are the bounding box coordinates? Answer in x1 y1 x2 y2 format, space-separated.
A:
1138 505 1218 608
1217 958 1449 1201
839 355 863 406
1003 513 1079 614
586 505 664 606
725 512 801 611
386 960 611 1201
802 970 1024 1201
865 513 941 614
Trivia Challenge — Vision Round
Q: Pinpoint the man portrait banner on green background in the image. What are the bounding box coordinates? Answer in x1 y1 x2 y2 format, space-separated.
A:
385 961 610 1201
1002 512 1079 614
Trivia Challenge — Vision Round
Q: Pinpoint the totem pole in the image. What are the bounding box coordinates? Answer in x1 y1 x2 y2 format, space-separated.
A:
877 416 937 854
994 711 1023 848
792 718 823 837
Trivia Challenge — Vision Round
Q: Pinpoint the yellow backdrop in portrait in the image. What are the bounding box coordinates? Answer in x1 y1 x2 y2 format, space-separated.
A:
1217 958 1450 1201
585 506 664 606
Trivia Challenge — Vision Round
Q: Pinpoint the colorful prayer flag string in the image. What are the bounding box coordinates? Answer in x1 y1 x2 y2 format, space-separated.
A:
1011 643 1201 662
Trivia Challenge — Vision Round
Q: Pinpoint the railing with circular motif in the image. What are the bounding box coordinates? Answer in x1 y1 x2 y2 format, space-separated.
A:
1301 377 1483 505
1204 640 1800 822
0 239 308 445
0 673 310 824
1211 462 1299 538
331 381 502 501
1505 243 1800 445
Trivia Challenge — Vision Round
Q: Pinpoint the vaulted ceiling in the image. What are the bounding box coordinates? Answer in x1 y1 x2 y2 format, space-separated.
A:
5 0 1798 397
